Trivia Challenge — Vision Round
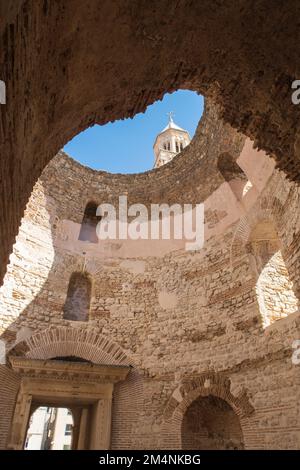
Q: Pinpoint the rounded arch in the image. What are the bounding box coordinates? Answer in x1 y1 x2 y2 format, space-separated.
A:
161 373 254 449
231 209 273 258
7 327 145 450
181 394 244 450
229 202 281 270
229 179 288 269
229 198 299 327
8 326 132 366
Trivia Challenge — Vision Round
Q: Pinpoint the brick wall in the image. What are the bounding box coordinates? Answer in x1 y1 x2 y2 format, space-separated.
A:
0 365 20 449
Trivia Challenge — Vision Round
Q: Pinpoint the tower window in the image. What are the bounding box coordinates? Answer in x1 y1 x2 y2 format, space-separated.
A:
180 142 184 151
176 142 179 153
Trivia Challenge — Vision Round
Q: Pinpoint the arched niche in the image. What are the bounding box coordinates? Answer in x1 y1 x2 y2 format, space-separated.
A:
63 272 92 322
78 201 100 243
181 394 244 450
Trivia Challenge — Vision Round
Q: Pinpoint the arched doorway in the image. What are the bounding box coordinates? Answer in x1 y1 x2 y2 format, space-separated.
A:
181 395 244 450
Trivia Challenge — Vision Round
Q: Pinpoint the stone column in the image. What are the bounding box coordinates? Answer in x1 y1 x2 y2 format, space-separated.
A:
7 387 32 450
77 407 90 450
90 390 113 449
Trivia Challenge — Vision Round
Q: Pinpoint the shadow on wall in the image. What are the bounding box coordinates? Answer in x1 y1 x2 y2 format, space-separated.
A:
217 152 251 201
0 99 247 352
0 179 93 341
0 179 144 450
78 202 100 243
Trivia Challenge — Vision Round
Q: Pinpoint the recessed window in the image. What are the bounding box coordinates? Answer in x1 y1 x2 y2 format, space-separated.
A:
78 201 100 243
63 272 92 322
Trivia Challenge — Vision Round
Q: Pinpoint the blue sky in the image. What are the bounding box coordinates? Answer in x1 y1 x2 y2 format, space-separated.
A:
64 90 204 174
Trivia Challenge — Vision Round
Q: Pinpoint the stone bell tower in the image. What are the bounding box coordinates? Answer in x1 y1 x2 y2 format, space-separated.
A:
153 112 190 168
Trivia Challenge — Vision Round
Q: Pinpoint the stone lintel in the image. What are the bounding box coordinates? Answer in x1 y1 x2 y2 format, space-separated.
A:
8 356 130 384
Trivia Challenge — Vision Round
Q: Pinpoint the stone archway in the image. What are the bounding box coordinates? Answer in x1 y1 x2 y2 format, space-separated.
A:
3 326 144 450
162 373 254 449
182 394 244 450
8 326 132 366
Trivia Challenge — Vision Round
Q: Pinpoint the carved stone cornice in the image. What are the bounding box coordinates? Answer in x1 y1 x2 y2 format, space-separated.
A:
9 356 130 384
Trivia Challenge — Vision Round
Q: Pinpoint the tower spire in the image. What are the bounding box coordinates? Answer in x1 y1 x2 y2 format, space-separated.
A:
167 111 175 124
153 114 191 168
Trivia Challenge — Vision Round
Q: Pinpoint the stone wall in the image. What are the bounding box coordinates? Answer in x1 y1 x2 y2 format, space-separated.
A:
0 122 299 448
0 365 20 449
2 0 300 288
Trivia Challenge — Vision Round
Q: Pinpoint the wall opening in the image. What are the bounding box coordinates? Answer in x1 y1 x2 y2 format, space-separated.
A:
24 406 74 450
247 220 299 327
181 395 244 450
63 90 204 174
78 201 100 243
63 272 92 321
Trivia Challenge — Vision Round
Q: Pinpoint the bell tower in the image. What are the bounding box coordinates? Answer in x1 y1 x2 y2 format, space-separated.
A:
153 113 190 168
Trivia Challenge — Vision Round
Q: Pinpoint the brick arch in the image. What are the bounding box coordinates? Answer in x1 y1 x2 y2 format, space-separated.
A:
8 326 133 367
7 326 147 450
161 373 254 449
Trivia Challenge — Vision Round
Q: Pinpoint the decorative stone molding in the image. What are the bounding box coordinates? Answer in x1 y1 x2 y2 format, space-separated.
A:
7 356 130 450
9 356 130 384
